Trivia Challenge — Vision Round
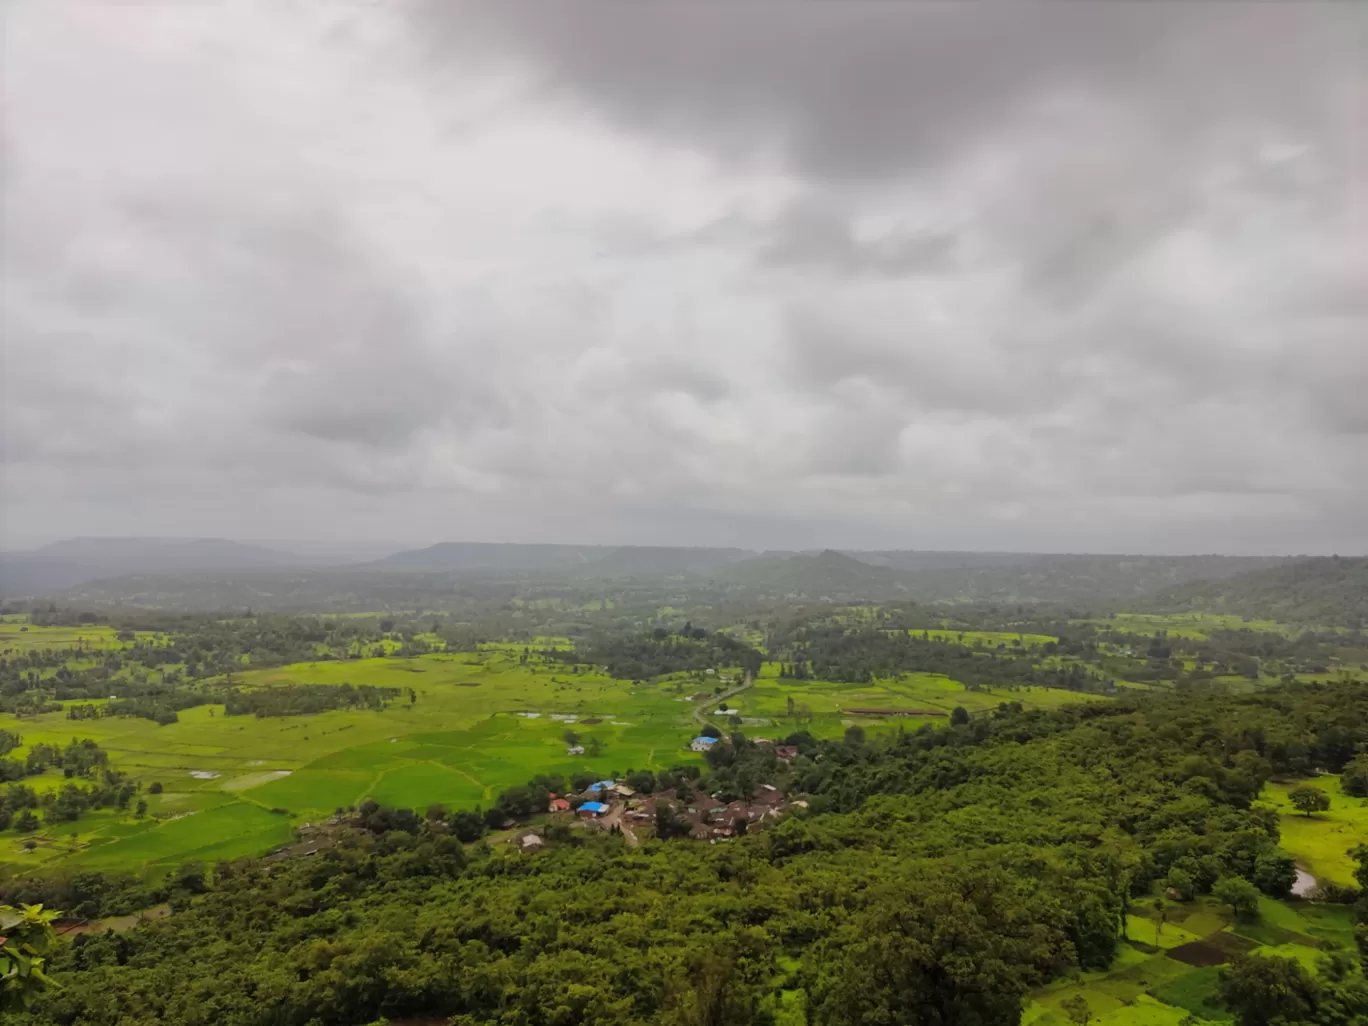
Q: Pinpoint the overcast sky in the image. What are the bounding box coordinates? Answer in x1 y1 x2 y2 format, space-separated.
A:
2 2 1364 555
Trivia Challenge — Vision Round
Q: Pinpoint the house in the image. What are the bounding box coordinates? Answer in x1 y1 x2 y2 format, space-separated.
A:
775 745 799 761
578 801 608 817
519 833 544 851
587 779 615 794
567 745 585 755
548 798 571 813
753 784 784 807
690 736 718 752
614 784 637 798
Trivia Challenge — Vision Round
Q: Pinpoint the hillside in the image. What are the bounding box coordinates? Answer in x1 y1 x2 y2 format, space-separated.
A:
713 549 906 597
366 541 607 572
576 545 755 578
1142 555 1368 627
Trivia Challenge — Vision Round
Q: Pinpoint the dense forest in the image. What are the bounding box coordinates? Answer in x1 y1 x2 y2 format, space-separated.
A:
6 680 1367 1026
557 625 764 680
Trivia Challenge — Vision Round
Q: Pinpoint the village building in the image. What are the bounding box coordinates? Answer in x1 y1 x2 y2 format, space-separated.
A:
578 801 608 817
690 736 718 752
566 745 585 755
548 797 571 813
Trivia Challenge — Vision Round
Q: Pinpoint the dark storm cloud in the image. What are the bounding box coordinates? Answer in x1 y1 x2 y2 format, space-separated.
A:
439 2 1356 182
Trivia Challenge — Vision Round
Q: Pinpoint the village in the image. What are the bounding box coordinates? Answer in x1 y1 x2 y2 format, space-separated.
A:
517 734 806 852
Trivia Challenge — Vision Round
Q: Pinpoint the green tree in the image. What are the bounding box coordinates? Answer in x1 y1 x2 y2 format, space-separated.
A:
1061 994 1091 1026
0 903 61 1012
1340 755 1368 798
1289 785 1331 817
950 706 970 727
1213 877 1261 920
1217 954 1319 1026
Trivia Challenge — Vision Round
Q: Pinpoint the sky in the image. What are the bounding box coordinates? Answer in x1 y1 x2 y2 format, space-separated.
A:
1 2 1364 556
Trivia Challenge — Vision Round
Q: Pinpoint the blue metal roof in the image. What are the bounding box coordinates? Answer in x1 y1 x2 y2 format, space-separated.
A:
587 779 614 791
692 736 717 744
579 801 607 813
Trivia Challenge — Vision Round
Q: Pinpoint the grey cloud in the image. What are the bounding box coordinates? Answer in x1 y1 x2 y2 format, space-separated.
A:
1 2 1363 554
441 3 1356 183
758 198 958 277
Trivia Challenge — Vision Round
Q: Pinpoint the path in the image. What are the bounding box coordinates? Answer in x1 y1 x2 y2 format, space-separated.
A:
692 671 752 725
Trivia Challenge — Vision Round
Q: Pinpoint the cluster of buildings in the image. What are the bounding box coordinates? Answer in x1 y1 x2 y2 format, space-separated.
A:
539 774 801 843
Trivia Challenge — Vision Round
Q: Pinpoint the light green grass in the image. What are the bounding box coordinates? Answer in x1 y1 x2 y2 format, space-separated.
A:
1258 775 1368 887
0 647 1105 874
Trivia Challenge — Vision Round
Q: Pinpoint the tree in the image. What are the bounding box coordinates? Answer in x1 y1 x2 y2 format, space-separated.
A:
148 781 163 794
1061 994 1091 1026
1340 755 1368 798
950 706 969 727
844 725 865 746
1289 785 1331 817
562 729 581 747
1213 877 1261 920
1252 849 1296 898
1218 954 1319 1026
0 903 61 1012
1163 867 1195 902
135 799 148 819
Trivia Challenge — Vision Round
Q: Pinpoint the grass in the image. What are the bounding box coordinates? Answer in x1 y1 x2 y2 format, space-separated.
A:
0 649 1104 875
1025 893 1355 1026
1076 613 1310 640
1257 775 1368 887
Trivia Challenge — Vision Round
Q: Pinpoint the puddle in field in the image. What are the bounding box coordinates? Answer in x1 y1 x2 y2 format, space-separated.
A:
518 711 542 719
1292 868 1317 897
188 770 220 780
550 714 578 722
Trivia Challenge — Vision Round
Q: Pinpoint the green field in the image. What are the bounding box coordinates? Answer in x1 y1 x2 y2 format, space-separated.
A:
1077 612 1321 640
0 647 1105 876
1258 775 1368 887
0 623 153 654
1024 894 1359 1025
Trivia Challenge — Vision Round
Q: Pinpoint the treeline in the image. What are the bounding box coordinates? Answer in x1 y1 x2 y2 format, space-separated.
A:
556 623 763 680
778 624 1111 692
223 683 403 718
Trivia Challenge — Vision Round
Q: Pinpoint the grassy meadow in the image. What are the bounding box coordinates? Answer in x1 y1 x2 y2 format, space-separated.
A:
0 639 1107 876
1258 774 1368 888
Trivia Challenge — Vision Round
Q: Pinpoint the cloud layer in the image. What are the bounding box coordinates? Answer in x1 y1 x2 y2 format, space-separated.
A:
2 2 1363 553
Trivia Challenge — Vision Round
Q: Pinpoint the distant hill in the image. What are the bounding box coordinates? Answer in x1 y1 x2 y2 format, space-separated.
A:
0 537 307 598
366 542 609 573
368 542 756 577
1141 556 1368 627
714 549 906 598
577 546 754 578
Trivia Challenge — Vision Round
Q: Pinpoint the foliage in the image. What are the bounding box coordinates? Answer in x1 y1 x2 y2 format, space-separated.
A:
0 904 61 1012
1289 784 1331 817
1212 876 1261 919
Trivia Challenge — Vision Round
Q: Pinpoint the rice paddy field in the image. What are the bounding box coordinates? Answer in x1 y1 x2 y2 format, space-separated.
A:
0 643 1104 877
1024 893 1359 1025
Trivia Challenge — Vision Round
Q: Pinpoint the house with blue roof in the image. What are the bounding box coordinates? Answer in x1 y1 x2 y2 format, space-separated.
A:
578 801 608 817
587 780 615 793
690 736 718 752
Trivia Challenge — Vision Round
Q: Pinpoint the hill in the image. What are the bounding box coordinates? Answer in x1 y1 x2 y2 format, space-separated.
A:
577 545 754 578
1142 555 1368 627
0 538 306 598
714 549 906 598
365 541 607 573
